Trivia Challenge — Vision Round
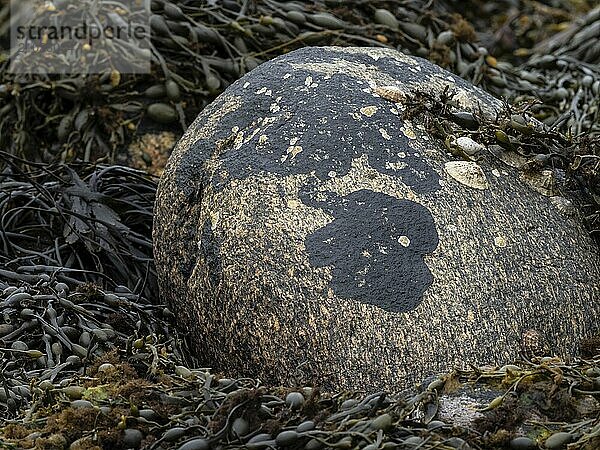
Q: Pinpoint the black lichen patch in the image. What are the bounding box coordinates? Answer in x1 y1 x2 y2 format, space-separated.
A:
176 49 442 197
301 189 439 312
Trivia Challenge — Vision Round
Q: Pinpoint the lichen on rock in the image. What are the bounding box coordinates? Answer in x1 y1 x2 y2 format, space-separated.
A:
154 46 600 392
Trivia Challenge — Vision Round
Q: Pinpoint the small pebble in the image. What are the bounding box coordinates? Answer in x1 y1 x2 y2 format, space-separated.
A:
454 136 485 155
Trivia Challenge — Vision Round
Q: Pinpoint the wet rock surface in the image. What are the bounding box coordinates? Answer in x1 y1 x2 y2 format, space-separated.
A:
154 46 600 392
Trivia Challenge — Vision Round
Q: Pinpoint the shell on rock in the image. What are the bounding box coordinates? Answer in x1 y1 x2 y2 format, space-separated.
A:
488 146 528 169
453 136 485 156
520 169 555 196
444 161 489 190
550 196 576 217
373 85 407 103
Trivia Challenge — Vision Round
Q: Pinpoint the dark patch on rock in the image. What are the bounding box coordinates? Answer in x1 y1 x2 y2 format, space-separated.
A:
302 189 439 312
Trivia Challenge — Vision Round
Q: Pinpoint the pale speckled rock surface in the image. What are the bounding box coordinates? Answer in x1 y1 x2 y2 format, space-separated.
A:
153 46 600 392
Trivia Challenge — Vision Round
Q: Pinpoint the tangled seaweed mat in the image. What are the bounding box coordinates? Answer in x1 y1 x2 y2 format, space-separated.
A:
0 279 599 450
4 0 597 242
1 1 600 448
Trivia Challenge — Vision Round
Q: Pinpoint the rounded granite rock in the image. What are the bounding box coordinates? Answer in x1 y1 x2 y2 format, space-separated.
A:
154 46 600 392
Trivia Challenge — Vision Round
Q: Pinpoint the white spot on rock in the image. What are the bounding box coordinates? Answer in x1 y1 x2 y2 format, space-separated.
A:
360 106 378 117
398 236 410 247
379 128 391 140
210 212 219 230
377 243 388 254
401 126 416 140
245 127 260 144
385 161 408 170
233 131 244 150
494 236 507 248
286 145 303 158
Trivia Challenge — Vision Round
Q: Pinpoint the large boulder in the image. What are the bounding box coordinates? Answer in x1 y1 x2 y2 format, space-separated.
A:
154 46 600 392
